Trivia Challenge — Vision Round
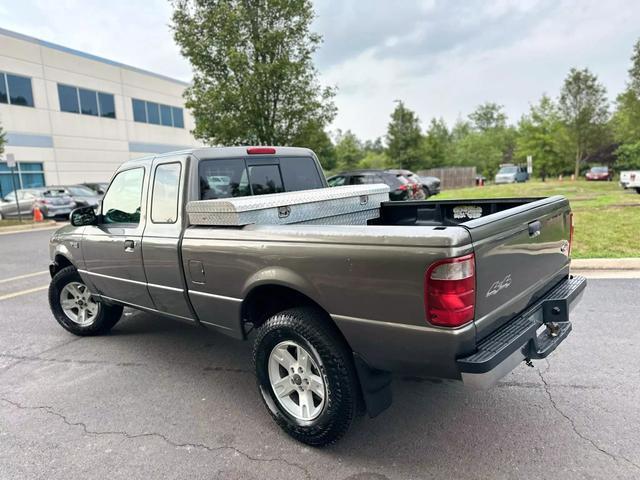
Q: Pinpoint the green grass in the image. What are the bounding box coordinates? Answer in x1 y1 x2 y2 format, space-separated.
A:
0 219 36 228
433 180 640 259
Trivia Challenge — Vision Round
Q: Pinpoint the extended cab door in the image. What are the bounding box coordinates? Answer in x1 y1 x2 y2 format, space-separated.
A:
81 162 155 309
141 154 196 322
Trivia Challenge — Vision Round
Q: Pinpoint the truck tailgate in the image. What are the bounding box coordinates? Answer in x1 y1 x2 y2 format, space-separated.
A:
463 195 572 340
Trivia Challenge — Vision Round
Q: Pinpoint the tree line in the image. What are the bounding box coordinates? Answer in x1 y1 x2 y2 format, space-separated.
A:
171 0 640 178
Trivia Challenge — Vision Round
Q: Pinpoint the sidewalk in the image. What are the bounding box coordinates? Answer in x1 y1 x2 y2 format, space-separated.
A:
0 220 60 235
571 258 640 279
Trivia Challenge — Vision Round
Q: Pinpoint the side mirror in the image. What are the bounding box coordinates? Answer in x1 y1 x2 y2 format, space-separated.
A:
70 206 98 227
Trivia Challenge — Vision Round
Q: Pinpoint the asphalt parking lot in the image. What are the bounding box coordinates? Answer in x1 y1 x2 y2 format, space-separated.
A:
1 227 639 479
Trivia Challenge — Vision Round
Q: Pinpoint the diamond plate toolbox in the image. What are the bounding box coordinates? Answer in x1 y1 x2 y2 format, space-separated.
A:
186 184 390 226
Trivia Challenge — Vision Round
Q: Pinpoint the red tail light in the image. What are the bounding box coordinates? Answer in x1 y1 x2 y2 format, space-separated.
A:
398 184 407 191
247 147 276 154
569 212 574 256
425 254 475 328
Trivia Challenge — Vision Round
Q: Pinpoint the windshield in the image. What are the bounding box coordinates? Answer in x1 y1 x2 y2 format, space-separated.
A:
590 167 608 173
498 166 518 174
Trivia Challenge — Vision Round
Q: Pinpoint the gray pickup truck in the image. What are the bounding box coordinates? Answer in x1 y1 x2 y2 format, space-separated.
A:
48 146 586 446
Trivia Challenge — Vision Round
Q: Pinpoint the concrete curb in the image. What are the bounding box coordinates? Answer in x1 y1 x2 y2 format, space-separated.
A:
0 221 60 235
571 258 640 271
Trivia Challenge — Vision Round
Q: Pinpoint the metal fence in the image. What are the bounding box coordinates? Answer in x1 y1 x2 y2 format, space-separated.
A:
418 166 477 190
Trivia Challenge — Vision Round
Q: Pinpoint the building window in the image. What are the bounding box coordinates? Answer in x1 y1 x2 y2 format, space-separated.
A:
98 92 116 118
0 162 45 198
172 107 184 128
57 83 116 118
146 101 160 125
58 84 79 113
132 98 146 122
79 88 98 116
0 72 35 107
132 98 184 128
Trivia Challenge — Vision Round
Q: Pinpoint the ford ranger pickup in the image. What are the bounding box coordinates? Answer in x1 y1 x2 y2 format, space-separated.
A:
48 146 586 446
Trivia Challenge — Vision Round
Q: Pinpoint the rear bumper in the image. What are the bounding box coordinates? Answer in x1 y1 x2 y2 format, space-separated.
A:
457 275 586 389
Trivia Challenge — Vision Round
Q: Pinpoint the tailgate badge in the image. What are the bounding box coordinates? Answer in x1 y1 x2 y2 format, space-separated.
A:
486 274 512 297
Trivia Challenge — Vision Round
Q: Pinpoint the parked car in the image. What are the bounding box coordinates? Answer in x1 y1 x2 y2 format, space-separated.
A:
0 188 43 220
386 169 441 198
619 170 639 189
49 146 585 446
495 165 529 184
626 173 640 194
82 182 109 196
46 185 101 208
34 189 76 218
585 166 613 181
327 169 413 200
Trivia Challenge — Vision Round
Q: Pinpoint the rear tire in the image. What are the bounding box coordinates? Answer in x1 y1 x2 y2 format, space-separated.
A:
48 266 123 336
253 307 359 446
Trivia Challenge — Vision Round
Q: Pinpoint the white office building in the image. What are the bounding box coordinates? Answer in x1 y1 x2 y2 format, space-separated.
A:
0 27 199 196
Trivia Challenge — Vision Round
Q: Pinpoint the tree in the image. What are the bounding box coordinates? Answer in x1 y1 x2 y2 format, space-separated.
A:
469 102 507 132
516 95 572 178
448 103 515 177
386 101 424 170
422 118 451 168
558 68 610 178
629 38 640 96
612 38 640 171
334 130 363 170
363 137 384 154
171 0 336 146
291 120 336 171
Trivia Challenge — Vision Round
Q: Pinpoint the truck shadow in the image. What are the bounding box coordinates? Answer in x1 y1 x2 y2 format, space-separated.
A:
105 309 564 470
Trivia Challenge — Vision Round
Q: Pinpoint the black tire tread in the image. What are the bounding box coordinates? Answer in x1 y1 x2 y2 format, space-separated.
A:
49 265 123 336
253 307 358 447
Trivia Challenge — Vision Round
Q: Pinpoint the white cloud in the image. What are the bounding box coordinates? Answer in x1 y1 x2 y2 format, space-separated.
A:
1 0 638 140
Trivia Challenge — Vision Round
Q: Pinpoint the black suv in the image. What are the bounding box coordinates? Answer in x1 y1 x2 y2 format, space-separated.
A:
326 170 412 201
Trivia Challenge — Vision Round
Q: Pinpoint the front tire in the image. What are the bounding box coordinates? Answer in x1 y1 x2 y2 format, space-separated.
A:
253 307 359 446
48 266 123 336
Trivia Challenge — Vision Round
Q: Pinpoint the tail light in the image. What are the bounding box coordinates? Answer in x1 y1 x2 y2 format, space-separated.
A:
425 254 475 328
398 184 408 191
568 212 574 256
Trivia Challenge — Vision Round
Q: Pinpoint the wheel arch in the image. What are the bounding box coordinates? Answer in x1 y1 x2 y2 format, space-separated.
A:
241 283 344 339
50 253 74 277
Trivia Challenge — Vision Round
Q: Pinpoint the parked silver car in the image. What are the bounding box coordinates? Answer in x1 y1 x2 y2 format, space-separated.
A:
34 189 76 218
0 188 43 220
46 185 101 208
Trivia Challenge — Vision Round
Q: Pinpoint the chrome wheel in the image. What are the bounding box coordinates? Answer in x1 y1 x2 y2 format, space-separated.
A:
268 340 326 421
59 282 100 326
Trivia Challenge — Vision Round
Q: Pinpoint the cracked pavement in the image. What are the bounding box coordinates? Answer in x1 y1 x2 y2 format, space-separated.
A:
1 229 639 479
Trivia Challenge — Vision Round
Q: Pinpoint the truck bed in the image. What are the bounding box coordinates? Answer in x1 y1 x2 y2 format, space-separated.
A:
182 195 572 375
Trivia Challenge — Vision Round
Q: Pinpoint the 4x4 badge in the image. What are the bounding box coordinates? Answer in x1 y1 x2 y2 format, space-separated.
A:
486 274 512 297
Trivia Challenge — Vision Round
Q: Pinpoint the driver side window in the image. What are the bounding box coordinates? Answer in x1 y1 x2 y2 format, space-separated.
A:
102 168 144 224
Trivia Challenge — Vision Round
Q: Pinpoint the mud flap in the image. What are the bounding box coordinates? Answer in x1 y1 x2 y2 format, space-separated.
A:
353 353 392 418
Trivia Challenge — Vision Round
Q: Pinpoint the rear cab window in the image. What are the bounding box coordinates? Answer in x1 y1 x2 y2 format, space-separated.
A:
198 156 323 200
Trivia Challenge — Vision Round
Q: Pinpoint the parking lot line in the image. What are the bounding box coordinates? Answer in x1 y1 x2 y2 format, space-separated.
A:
0 270 49 284
0 285 49 301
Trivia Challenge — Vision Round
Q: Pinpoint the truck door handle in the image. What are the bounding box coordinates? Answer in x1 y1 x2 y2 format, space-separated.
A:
528 221 542 238
124 239 135 252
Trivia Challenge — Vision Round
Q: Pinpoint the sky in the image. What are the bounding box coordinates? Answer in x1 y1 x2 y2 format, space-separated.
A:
1 0 639 140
